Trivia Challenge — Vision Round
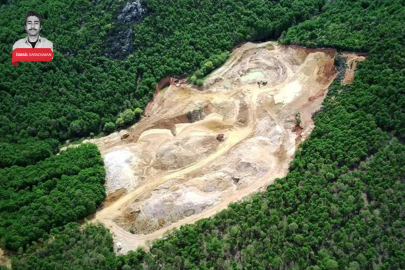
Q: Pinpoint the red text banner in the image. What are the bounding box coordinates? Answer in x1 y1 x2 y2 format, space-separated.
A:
12 48 54 66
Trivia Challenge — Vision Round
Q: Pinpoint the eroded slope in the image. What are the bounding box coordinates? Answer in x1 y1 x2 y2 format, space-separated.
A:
90 42 338 254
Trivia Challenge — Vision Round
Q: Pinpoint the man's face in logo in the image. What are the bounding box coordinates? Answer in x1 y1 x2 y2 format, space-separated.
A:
25 15 41 36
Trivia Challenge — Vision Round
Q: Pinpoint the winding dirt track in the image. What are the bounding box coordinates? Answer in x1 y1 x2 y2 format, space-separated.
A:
87 42 339 254
94 86 261 252
95 84 278 252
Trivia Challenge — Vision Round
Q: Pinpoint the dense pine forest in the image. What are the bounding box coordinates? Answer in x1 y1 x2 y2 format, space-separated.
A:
1 0 405 269
0 144 105 251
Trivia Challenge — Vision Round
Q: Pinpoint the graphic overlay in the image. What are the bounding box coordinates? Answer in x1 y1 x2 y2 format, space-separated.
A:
12 48 53 66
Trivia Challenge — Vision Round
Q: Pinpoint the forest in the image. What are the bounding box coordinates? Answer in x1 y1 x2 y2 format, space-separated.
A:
0 0 323 167
0 144 106 251
1 0 405 269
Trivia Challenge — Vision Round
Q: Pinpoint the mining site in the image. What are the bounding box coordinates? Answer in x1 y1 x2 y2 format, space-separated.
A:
81 41 362 254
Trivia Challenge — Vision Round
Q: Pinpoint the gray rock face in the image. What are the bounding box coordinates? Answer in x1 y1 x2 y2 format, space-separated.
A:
105 0 147 59
118 0 147 23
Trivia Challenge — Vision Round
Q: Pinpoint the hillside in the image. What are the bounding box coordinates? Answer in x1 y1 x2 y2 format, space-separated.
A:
88 41 340 253
1 0 405 269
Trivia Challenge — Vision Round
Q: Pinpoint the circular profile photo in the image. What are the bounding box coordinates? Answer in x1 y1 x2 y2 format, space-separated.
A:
12 11 53 51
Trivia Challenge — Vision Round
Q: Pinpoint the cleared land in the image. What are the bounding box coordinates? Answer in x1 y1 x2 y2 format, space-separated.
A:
0 248 11 268
341 53 366 85
87 41 342 254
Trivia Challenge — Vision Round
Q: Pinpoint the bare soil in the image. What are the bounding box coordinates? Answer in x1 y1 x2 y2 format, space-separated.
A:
0 248 11 268
80 41 361 254
341 53 366 85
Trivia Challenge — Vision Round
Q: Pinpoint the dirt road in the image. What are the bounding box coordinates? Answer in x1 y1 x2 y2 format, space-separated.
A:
88 41 339 254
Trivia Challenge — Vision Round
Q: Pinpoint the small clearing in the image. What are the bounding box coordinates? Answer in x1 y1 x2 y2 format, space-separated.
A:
342 53 366 85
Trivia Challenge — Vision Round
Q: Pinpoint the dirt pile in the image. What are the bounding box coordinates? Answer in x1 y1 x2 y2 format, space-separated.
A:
85 41 362 254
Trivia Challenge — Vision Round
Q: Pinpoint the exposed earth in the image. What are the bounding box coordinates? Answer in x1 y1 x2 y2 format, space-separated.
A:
78 41 356 254
341 53 366 85
0 248 11 268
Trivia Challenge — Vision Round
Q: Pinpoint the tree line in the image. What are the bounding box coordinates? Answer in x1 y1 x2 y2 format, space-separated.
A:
2 0 405 269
